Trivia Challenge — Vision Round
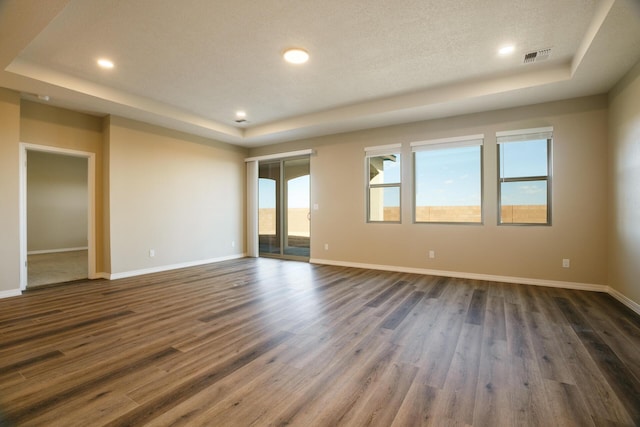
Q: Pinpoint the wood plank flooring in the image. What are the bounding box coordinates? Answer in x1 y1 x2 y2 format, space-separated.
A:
0 258 639 426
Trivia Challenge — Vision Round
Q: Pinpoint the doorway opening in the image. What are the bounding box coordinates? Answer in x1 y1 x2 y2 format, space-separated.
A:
19 143 96 290
258 157 310 260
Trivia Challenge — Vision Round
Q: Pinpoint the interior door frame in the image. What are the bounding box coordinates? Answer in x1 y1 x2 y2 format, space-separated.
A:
19 143 97 291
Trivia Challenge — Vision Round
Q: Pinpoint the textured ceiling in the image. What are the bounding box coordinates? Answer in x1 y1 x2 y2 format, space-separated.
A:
1 0 640 146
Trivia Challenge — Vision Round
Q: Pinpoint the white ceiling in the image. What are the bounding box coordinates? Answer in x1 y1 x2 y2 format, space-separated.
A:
1 0 640 147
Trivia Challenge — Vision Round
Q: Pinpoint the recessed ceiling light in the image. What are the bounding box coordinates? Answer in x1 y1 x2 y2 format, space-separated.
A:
97 58 114 69
235 111 249 123
283 48 309 64
498 45 515 56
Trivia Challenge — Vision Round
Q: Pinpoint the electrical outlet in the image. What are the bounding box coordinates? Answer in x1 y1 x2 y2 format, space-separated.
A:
324 243 329 250
562 258 570 268
231 241 235 248
149 249 155 257
429 250 435 259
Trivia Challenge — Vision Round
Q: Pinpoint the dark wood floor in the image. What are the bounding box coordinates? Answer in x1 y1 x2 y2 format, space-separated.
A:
0 258 639 426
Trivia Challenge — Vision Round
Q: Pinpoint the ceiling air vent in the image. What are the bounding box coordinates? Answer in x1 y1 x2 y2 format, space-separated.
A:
523 48 551 64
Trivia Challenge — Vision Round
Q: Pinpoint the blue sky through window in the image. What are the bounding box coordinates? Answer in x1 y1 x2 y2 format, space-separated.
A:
501 139 547 178
259 178 275 208
288 176 310 208
370 155 401 207
260 141 548 211
501 181 547 205
415 146 481 207
259 176 310 209
379 156 401 183
500 139 548 205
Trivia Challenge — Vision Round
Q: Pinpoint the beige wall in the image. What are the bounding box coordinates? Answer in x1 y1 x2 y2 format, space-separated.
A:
0 89 21 294
608 60 640 304
0 82 634 308
20 100 105 271
107 116 247 274
27 151 88 251
0 97 246 291
250 95 609 285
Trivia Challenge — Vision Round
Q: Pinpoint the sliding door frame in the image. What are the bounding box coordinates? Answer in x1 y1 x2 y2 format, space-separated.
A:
245 149 313 261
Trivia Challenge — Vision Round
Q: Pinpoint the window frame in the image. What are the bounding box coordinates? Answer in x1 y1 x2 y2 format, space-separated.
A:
365 144 402 223
496 127 553 226
411 134 484 225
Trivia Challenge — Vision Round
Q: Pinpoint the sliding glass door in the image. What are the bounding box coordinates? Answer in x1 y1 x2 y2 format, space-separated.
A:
283 158 310 257
258 161 281 255
258 157 310 259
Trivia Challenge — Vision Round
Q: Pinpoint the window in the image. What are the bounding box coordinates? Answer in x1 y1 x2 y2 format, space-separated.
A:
412 135 483 223
365 144 401 222
497 127 552 225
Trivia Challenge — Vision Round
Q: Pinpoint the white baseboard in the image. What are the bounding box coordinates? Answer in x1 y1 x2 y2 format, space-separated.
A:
0 289 22 299
5 255 638 316
28 247 89 255
108 254 246 280
310 258 640 316
309 258 608 293
607 287 640 316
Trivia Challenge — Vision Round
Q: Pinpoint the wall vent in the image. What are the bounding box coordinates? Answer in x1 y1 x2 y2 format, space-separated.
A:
523 48 552 64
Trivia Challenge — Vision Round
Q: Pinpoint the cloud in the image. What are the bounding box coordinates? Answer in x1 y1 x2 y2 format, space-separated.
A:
519 185 543 194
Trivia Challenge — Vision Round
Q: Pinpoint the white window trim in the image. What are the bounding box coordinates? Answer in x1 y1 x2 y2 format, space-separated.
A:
411 134 484 152
364 143 402 158
496 127 553 143
245 149 314 162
